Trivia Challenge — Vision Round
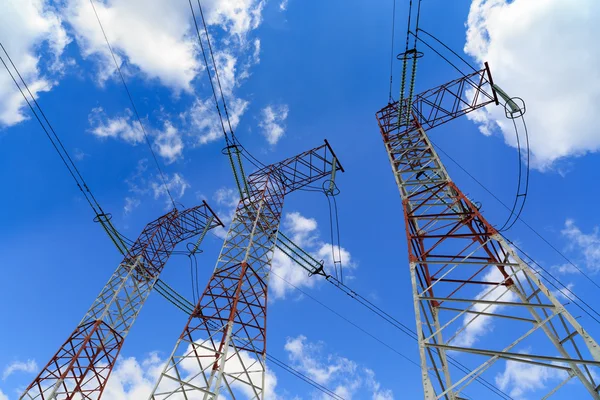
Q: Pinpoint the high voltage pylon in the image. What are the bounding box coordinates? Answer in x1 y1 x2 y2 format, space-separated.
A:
376 63 600 398
21 204 223 400
150 141 342 399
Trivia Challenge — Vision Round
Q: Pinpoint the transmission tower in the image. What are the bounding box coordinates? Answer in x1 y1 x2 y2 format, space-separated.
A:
376 66 600 398
149 141 342 400
21 203 222 400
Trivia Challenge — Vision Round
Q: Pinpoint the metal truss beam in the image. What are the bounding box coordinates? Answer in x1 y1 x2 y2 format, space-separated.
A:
21 203 222 400
380 64 497 139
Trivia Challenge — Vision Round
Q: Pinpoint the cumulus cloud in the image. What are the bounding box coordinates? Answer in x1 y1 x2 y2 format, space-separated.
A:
202 0 265 39
0 389 7 400
62 0 199 91
464 0 600 170
123 196 141 215
152 173 190 209
102 352 164 399
284 335 394 399
259 104 289 145
495 351 567 399
0 0 69 127
61 0 264 88
2 359 38 381
123 160 188 213
270 211 356 300
154 121 184 164
285 212 317 246
561 219 600 272
88 108 184 163
88 107 144 144
185 96 248 146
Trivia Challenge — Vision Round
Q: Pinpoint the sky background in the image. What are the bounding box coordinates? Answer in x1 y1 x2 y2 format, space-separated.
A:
1 0 600 399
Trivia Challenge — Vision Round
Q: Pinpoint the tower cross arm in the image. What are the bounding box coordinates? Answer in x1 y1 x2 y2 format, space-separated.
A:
248 140 344 195
170 200 224 238
131 202 223 277
379 64 499 139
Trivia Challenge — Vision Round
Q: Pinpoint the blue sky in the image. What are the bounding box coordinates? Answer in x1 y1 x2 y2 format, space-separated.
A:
1 0 600 399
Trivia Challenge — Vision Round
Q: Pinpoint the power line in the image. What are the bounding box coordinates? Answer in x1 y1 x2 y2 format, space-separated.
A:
188 0 268 172
270 270 423 369
416 28 478 73
88 0 177 210
187 0 231 145
0 43 105 216
195 0 236 141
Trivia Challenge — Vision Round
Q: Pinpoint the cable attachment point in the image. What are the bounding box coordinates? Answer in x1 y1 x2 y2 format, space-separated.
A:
186 242 204 255
397 48 424 61
322 180 340 197
93 213 112 224
309 261 327 278
221 144 241 156
503 96 526 119
492 84 526 119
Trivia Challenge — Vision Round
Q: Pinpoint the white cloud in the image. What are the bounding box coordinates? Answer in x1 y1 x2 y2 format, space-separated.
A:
73 148 88 161
270 211 356 300
213 51 238 97
151 172 190 209
202 0 266 39
284 212 317 246
453 268 517 347
259 104 289 145
102 352 164 399
153 340 278 399
2 359 38 381
285 335 355 385
270 248 318 300
464 0 600 170
62 0 199 91
495 351 567 399
88 107 144 144
279 0 290 12
185 96 248 146
252 39 261 65
315 243 354 272
0 0 69 127
561 219 600 272
0 389 7 400
88 108 184 163
154 121 184 164
61 0 264 91
551 263 579 275
211 187 241 239
284 335 394 399
123 196 140 215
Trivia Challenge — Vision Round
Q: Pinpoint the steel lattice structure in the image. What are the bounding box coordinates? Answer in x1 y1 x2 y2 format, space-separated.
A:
150 141 342 400
377 67 600 399
21 203 223 400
